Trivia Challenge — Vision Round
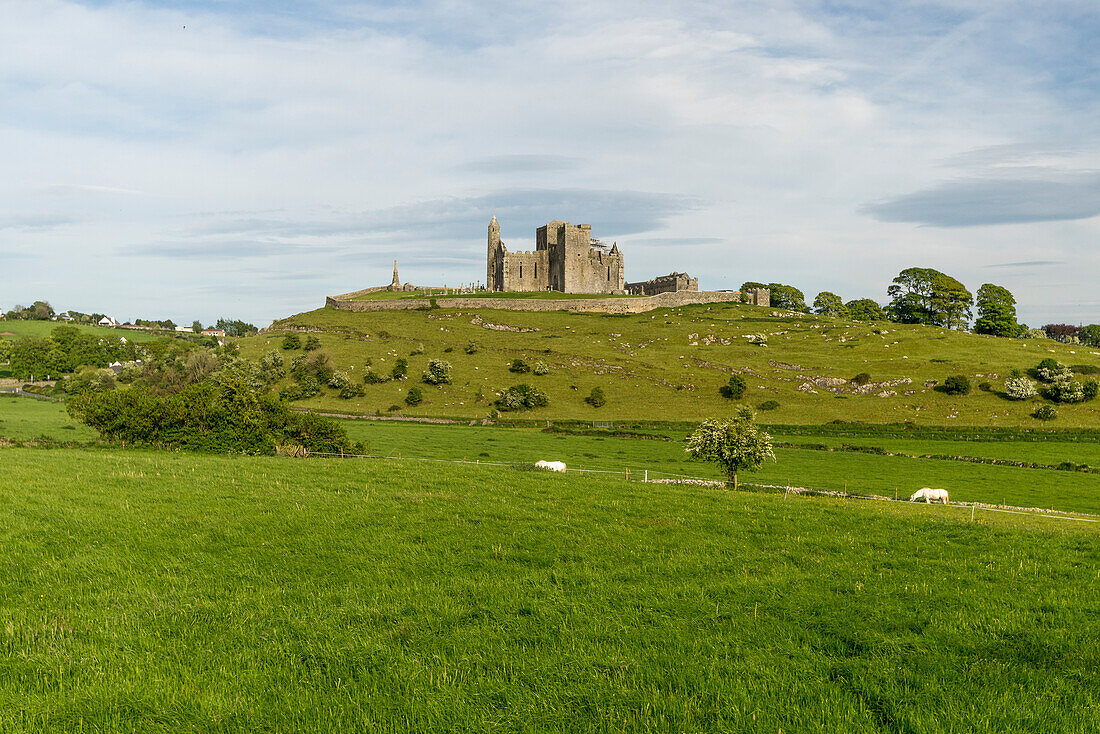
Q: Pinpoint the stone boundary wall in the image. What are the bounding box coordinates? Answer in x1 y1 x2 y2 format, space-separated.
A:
326 289 746 315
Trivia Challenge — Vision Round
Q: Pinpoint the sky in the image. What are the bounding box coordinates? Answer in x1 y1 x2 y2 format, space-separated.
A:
1 0 1098 327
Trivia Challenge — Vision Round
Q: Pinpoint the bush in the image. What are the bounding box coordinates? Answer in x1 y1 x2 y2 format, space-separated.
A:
363 368 388 385
496 384 549 411
281 334 301 350
851 372 872 386
978 381 991 392
719 375 747 399
391 358 408 380
410 343 424 356
422 359 452 385
585 387 607 408
532 361 550 376
1036 359 1072 383
338 382 365 399
1085 379 1099 401
1033 405 1058 421
1004 376 1038 400
942 375 971 395
405 387 423 406
759 400 780 411
279 376 321 401
464 342 480 354
509 359 530 373
327 371 351 390
1044 379 1086 404
304 336 321 352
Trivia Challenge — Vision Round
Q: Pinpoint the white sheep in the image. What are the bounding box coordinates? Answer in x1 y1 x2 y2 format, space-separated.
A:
909 487 949 504
535 460 567 473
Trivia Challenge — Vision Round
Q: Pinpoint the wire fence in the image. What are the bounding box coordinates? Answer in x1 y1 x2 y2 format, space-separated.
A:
306 451 1100 524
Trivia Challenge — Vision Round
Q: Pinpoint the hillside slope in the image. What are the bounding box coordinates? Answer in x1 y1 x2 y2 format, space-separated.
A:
244 302 1100 426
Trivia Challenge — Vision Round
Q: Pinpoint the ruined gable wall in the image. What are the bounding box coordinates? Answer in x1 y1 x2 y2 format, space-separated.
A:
564 249 625 294
625 272 698 296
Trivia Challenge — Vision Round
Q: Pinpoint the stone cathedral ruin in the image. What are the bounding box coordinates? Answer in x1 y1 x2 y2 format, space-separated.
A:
486 216 698 296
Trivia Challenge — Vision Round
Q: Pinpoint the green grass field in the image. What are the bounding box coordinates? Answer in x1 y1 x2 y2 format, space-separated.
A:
244 302 1100 425
0 398 97 442
1 447 1097 732
4 396 1098 514
0 320 165 343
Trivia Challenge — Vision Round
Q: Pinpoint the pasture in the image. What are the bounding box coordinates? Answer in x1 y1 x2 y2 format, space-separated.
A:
242 302 1100 425
0 321 164 343
0 447 1097 732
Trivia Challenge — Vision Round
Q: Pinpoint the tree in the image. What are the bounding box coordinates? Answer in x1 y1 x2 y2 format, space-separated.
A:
405 387 423 406
216 318 258 337
281 334 301 350
1081 325 1100 347
685 408 775 489
886 268 972 328
1043 324 1081 343
422 359 452 385
191 320 203 334
1004 376 1038 400
845 299 886 321
973 284 1017 337
813 292 849 318
767 283 808 312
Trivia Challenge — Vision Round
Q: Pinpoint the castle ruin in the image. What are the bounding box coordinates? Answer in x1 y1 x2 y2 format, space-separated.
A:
486 217 629 294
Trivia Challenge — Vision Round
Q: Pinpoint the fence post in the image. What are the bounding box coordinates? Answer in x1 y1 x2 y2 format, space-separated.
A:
625 468 630 481
644 469 648 483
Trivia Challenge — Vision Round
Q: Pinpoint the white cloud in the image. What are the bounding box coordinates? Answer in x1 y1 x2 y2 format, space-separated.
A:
0 0 1097 325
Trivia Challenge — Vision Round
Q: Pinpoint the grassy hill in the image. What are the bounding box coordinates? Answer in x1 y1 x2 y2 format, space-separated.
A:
243 302 1100 426
0 320 165 343
2 447 1096 731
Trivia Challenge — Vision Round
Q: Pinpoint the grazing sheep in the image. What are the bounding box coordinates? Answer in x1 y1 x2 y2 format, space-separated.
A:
909 487 949 504
535 460 567 473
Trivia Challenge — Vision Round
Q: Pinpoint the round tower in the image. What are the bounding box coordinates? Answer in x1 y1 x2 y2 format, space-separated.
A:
487 215 501 291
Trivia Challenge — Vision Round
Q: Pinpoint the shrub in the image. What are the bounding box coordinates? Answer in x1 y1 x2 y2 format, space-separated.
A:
405 387 423 406
585 387 607 408
509 359 530 373
443 346 453 353
338 383 365 399
280 376 320 401
1044 379 1086 404
496 384 549 411
259 351 285 383
759 400 780 411
304 336 321 351
422 359 452 385
1071 364 1100 375
387 404 401 412
281 334 301 350
942 375 971 395
391 358 408 380
1085 379 1099 401
978 381 992 392
1004 376 1038 400
410 343 424 355
1036 359 1072 383
719 375 747 399
1033 405 1057 421
363 368 388 384
464 342 480 354
851 372 872 386
532 361 550 376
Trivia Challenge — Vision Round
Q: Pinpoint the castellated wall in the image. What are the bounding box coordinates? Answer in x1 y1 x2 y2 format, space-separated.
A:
567 249 625 294
501 250 550 292
326 289 748 315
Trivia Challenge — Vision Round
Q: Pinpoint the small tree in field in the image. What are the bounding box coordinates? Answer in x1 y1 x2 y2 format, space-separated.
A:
685 408 775 489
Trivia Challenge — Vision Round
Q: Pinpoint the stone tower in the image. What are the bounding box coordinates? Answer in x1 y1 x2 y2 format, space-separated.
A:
486 215 501 290
389 260 401 290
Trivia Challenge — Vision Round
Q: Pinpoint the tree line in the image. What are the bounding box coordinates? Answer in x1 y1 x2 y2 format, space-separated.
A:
741 268 1100 343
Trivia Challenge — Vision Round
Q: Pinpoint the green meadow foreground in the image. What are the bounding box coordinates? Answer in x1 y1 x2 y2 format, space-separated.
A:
1 448 1098 732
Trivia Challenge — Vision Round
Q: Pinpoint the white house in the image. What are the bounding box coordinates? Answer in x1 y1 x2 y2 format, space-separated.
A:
98 316 119 327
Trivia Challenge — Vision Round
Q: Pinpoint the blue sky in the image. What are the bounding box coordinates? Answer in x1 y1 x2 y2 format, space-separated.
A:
2 0 1098 326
